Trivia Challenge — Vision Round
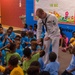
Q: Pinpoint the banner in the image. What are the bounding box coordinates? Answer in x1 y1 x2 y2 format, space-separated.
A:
34 0 75 25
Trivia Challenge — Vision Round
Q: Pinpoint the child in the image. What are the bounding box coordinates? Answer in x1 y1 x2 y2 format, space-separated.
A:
27 31 36 47
30 61 40 69
5 43 21 65
23 47 45 73
31 39 45 71
14 35 21 41
62 31 75 52
31 39 37 54
27 66 39 75
4 55 24 75
70 31 75 43
22 24 28 32
0 26 5 42
21 31 28 48
0 37 7 65
62 47 75 75
39 71 50 75
28 25 33 32
60 33 68 48
44 52 60 75
37 38 45 51
15 40 23 57
8 27 16 40
30 60 44 72
33 24 37 37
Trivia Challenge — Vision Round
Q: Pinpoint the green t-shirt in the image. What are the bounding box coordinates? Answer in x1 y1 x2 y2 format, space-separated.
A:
23 53 40 72
5 52 21 64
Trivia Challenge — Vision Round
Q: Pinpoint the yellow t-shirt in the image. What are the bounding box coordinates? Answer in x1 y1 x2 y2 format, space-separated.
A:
71 41 75 47
70 37 75 43
0 66 5 72
10 66 24 75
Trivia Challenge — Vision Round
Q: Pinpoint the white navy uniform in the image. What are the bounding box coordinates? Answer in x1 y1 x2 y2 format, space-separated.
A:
37 14 60 65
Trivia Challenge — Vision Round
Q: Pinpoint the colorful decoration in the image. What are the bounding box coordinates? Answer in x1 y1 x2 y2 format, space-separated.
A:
36 0 39 2
65 11 69 19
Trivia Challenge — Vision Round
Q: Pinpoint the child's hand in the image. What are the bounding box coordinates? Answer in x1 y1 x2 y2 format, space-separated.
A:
31 52 36 56
22 56 26 61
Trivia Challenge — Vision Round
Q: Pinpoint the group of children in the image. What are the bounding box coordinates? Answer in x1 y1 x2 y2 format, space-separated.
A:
59 27 75 75
0 23 75 75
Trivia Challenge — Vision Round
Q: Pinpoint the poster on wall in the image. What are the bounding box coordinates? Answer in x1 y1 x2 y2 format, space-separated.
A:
34 0 75 25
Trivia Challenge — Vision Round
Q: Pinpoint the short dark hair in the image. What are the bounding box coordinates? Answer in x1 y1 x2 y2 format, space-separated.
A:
0 26 3 29
15 35 21 41
31 39 36 42
23 47 31 57
49 52 57 62
24 24 28 28
30 61 40 68
29 25 32 27
8 55 18 66
39 71 50 75
72 31 75 35
9 43 16 51
40 50 45 57
21 31 26 37
27 66 39 75
8 27 13 31
0 24 2 27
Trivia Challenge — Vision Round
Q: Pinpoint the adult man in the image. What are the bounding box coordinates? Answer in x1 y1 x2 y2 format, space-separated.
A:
36 8 60 65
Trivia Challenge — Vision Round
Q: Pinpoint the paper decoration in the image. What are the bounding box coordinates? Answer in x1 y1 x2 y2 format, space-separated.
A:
34 0 75 25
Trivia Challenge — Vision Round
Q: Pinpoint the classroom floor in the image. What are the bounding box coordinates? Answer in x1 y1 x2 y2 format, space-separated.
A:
58 47 72 75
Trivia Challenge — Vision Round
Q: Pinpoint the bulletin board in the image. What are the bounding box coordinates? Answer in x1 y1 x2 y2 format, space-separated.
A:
34 0 75 25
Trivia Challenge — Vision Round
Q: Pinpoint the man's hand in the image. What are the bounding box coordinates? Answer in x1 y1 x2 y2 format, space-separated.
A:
44 37 50 41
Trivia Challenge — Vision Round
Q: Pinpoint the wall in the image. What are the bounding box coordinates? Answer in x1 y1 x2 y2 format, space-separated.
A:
26 0 37 26
1 0 25 28
26 0 75 39
0 0 1 23
59 24 75 40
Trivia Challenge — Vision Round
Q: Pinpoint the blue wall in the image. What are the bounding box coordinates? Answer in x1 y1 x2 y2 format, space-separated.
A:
26 0 75 39
59 24 75 40
26 0 37 26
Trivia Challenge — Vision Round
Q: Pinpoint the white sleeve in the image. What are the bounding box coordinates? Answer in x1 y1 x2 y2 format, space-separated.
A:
37 19 42 39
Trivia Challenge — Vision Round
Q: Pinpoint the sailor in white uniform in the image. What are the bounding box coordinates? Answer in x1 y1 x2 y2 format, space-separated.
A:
36 8 60 65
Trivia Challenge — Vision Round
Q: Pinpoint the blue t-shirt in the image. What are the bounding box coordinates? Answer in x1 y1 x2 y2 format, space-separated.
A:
27 37 36 47
0 33 4 42
66 55 75 75
16 45 23 57
44 61 60 75
38 58 45 71
9 32 16 40
21 36 28 48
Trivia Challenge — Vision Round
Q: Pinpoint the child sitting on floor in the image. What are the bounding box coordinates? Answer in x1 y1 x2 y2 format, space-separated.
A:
0 55 24 75
23 47 45 74
62 46 75 75
44 52 60 75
